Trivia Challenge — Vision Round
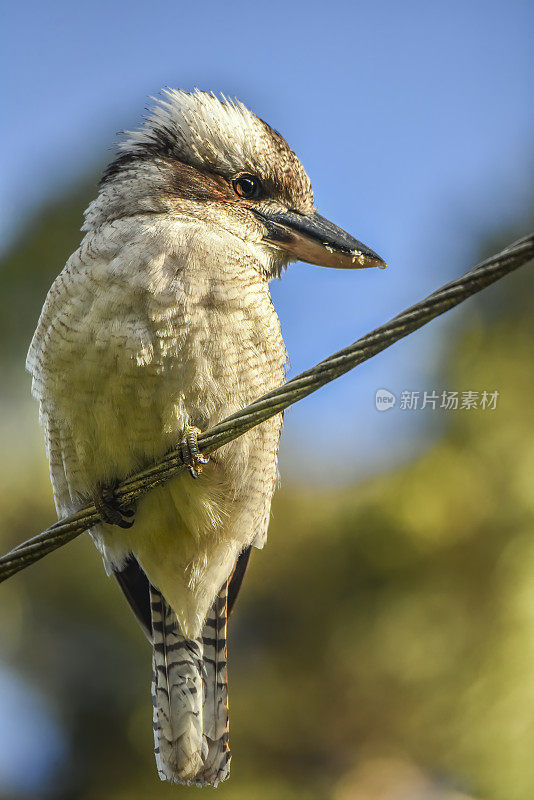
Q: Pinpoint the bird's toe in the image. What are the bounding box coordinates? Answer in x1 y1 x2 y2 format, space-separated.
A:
180 426 210 479
93 484 136 528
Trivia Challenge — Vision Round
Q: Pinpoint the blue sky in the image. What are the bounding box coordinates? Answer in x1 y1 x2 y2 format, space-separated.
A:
2 0 533 480
0 666 66 796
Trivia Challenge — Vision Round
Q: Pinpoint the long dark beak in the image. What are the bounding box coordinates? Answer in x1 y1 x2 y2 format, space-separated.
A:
253 208 386 269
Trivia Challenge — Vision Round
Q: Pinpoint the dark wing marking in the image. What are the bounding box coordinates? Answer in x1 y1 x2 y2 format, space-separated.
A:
227 546 252 616
114 545 252 639
114 555 152 640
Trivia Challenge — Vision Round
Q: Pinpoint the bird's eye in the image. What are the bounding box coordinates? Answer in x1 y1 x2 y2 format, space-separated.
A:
232 174 261 200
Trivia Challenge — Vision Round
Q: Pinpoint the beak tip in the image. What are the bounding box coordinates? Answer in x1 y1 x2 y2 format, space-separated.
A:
353 249 387 270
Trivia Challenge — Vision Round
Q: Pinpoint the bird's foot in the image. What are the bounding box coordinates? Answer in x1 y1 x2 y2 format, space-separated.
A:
93 483 136 529
180 426 209 479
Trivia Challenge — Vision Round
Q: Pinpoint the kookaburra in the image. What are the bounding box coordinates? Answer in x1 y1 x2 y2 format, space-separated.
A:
27 89 385 786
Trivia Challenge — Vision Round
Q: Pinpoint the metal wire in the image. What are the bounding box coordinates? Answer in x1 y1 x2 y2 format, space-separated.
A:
1 233 533 584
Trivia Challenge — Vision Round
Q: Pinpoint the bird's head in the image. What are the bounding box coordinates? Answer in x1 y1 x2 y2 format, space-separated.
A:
86 89 385 277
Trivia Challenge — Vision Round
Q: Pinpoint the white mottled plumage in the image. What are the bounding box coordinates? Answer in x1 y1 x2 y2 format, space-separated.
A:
27 88 382 786
28 211 286 637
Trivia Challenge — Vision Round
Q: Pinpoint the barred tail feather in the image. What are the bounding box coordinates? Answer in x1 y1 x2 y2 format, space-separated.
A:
196 585 231 785
150 588 205 782
150 584 231 787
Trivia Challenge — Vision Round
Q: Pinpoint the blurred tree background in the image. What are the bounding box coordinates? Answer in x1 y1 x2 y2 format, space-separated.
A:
0 181 533 800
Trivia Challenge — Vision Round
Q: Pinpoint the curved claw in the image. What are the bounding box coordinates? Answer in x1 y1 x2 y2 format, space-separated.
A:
180 426 210 479
93 484 136 529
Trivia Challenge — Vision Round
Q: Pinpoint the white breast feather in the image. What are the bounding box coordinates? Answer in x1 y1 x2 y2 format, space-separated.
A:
27 214 286 638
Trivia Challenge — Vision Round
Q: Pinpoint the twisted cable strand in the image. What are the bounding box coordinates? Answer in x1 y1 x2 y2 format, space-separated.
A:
1 233 532 583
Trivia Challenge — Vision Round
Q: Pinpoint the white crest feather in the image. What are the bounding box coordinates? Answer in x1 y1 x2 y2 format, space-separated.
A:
120 88 274 177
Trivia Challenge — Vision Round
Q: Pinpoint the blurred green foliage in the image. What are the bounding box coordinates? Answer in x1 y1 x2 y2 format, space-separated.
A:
0 185 95 368
0 190 533 800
